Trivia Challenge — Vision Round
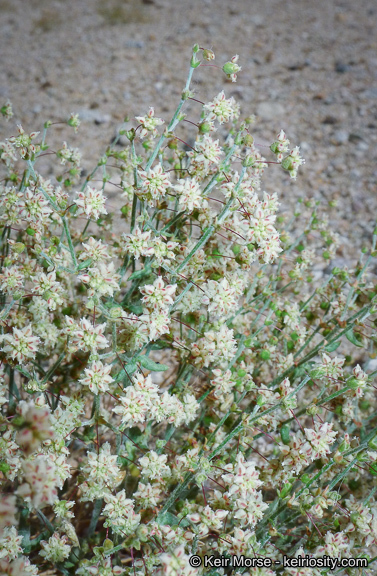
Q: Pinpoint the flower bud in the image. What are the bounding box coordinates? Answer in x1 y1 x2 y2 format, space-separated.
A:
259 350 270 361
109 306 123 319
242 155 255 168
244 134 254 147
126 129 136 142
195 472 207 485
256 395 265 406
306 404 319 416
137 524 149 541
280 423 291 445
223 59 241 76
12 242 26 254
202 49 215 61
198 121 212 134
156 439 166 449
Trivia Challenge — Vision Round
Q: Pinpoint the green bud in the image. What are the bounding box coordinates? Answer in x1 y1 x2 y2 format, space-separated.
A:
244 134 254 147
281 156 293 171
301 473 311 484
136 524 149 541
26 227 36 236
223 61 239 75
259 350 270 361
242 155 255 168
256 395 265 406
12 242 25 254
109 306 123 319
270 142 279 154
126 129 136 142
306 404 319 416
359 400 370 411
347 377 360 390
195 472 207 485
0 461 11 474
280 423 291 445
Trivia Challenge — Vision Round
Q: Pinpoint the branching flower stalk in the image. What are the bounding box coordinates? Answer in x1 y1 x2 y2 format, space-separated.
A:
0 44 377 576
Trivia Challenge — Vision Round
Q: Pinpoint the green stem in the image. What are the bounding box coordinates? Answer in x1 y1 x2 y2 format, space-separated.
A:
145 65 196 172
62 216 78 269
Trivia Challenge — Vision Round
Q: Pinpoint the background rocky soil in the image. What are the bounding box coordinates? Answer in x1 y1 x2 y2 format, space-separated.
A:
1 0 376 264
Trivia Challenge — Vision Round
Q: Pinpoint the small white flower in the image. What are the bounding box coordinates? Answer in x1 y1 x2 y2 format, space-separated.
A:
0 527 23 561
173 177 208 213
138 164 171 205
79 360 113 394
79 261 120 298
140 276 177 312
103 490 141 535
39 533 71 564
139 450 171 480
0 325 40 365
203 91 240 124
135 107 164 139
75 185 107 220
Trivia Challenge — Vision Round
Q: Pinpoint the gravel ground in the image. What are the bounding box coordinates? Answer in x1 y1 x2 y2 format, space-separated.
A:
1 0 376 262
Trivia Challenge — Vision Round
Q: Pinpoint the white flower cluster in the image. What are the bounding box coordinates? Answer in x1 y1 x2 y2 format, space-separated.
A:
114 372 199 427
0 45 375 576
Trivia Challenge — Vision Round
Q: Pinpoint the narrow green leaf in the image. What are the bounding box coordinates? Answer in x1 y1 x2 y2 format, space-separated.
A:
137 355 169 372
128 266 152 281
345 328 364 347
325 340 341 352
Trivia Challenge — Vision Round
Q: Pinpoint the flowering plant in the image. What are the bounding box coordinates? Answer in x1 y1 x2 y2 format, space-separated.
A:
1 44 377 576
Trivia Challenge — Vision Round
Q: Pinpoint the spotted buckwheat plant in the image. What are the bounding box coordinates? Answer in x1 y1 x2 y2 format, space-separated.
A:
1 43 377 576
